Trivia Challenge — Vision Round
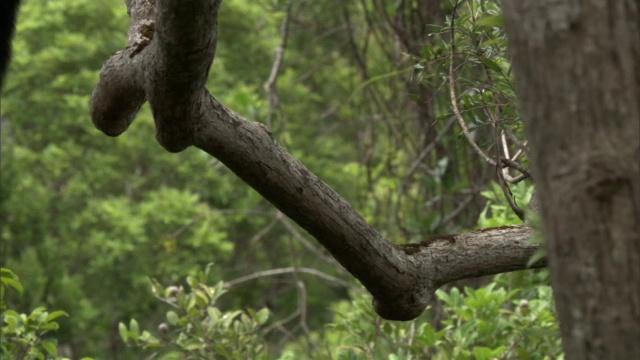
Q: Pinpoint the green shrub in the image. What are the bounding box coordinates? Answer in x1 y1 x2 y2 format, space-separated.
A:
280 283 561 359
1 268 93 360
119 266 270 359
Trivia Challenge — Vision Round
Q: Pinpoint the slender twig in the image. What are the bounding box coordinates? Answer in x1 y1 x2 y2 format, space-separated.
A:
225 267 352 288
497 142 525 219
499 131 528 182
440 194 474 227
168 213 207 238
485 100 525 220
501 158 531 179
277 212 345 269
264 1 293 129
261 307 300 337
449 1 497 167
403 116 457 180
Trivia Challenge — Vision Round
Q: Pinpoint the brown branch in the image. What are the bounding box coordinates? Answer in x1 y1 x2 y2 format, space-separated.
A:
90 0 546 321
501 158 532 180
500 131 529 183
487 104 525 221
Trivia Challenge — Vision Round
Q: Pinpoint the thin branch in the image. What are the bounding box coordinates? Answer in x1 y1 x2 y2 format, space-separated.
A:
498 127 529 183
440 194 474 227
248 213 280 248
501 158 531 179
261 306 299 338
403 116 457 181
225 267 352 288
264 1 293 129
497 164 526 219
490 107 525 221
277 212 345 269
448 2 497 167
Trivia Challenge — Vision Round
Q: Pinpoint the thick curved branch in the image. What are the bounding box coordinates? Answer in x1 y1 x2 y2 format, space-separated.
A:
90 0 545 321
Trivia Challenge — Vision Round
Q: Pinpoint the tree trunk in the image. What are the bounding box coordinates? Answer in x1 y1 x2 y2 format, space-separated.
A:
502 1 640 358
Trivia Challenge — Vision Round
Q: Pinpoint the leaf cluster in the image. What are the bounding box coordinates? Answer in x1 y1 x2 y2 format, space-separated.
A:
1 268 92 360
118 267 270 359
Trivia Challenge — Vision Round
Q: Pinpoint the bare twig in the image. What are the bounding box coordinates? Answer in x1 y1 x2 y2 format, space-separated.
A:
501 158 531 180
496 147 525 220
403 116 457 181
277 212 345 269
478 92 525 220
440 194 475 227
264 1 293 129
262 309 299 339
248 213 280 246
225 267 352 288
168 213 207 238
499 131 529 183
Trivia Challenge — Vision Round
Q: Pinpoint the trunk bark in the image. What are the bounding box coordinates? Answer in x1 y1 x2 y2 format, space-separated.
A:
502 1 640 358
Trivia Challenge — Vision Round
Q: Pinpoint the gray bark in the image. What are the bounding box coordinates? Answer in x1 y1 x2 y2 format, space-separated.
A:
503 0 640 358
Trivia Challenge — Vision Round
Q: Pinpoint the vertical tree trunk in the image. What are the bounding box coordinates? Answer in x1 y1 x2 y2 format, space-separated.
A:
502 1 640 358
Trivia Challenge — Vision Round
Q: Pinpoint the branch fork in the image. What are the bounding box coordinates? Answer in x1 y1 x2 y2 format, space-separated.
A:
90 0 543 321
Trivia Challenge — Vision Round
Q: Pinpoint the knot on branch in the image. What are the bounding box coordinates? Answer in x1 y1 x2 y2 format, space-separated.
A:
153 112 195 153
90 52 146 136
372 287 433 321
129 20 155 58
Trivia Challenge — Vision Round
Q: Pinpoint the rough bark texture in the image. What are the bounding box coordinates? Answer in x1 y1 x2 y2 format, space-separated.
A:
91 0 545 321
502 0 640 358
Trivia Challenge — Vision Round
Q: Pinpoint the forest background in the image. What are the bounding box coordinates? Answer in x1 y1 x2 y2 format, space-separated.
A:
2 0 561 358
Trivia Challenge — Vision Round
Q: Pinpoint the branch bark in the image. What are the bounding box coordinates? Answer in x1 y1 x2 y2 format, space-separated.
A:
90 0 544 321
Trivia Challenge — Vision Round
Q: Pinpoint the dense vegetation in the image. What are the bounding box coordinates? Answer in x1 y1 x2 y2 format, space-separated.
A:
1 0 559 358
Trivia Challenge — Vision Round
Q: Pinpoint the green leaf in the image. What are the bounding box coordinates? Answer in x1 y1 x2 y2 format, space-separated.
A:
254 308 269 325
42 339 58 356
476 15 504 28
40 321 61 331
29 306 47 322
182 339 205 351
480 37 505 48
166 311 180 325
118 322 128 343
220 310 242 330
193 289 210 306
46 310 69 323
1 276 24 295
129 318 140 336
207 306 221 321
158 351 183 360
479 56 502 73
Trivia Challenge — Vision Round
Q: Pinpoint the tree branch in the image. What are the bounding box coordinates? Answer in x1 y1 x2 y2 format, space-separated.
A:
90 0 545 321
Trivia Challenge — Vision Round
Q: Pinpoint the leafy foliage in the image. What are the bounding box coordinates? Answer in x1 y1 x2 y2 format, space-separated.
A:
302 284 561 360
477 182 533 228
1 268 92 360
119 267 270 359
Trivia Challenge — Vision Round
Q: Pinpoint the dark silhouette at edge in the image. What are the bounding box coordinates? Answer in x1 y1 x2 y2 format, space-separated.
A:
1 0 21 90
